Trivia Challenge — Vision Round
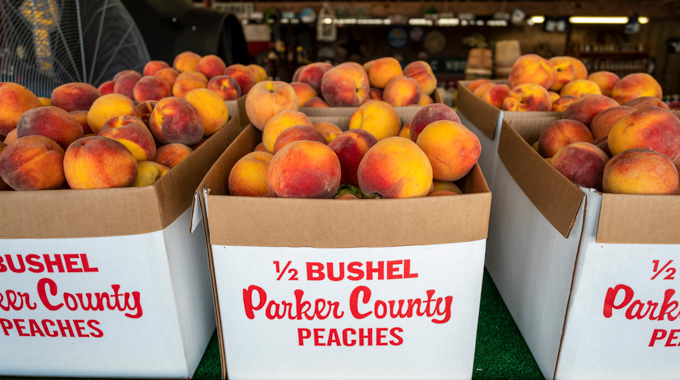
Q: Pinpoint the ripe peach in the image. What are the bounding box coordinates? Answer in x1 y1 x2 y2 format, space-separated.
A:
114 71 142 99
184 88 229 136
3 129 18 145
349 100 401 141
267 140 341 198
404 60 437 95
248 64 267 83
590 106 636 139
608 107 680 163
328 129 378 186
612 73 663 105
548 57 576 92
113 70 139 81
418 94 434 106
0 83 42 135
262 109 312 152
303 97 329 107
174 51 201 72
228 151 273 196
431 180 463 195
383 75 420 107
38 97 51 106
154 143 193 169
154 67 180 86
593 136 612 158
551 142 609 190
133 76 172 102
416 120 481 181
313 122 343 143
560 79 602 98
473 83 495 97
563 94 619 127
51 83 100 112
135 100 157 127
87 94 138 134
588 71 619 97
197 55 227 79
64 136 137 189
273 125 326 154
245 81 299 130
290 82 317 107
149 97 204 145
0 135 65 190
481 84 511 109
253 142 267 152
224 64 257 94
368 88 384 101
358 137 432 198
502 83 553 112
207 75 241 101
133 161 169 187
70 110 93 135
98 115 156 162
143 60 170 76
552 96 578 112
295 62 332 94
538 119 593 158
410 104 461 142
399 123 411 139
565 57 588 80
509 54 556 89
603 149 679 194
549 91 560 104
98 81 115 96
625 96 669 110
320 63 370 107
172 71 207 98
16 106 83 150
368 57 403 89
467 79 492 92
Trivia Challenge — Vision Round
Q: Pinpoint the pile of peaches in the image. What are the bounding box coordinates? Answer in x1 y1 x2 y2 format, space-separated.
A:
0 51 266 191
230 80 480 199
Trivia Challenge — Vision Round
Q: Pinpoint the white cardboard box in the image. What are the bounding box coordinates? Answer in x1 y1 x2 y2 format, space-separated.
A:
0 116 242 378
486 118 680 380
193 112 492 379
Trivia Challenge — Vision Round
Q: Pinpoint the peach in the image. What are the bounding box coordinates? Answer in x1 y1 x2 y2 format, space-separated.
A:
0 135 65 190
16 106 83 150
431 180 463 194
404 60 437 95
98 115 156 162
368 57 403 89
399 122 411 139
560 79 602 98
197 55 227 79
253 142 267 152
273 125 326 154
313 122 343 143
549 91 560 104
3 129 18 145
295 62 332 94
149 97 204 145
612 73 663 105
87 94 138 134
245 81 299 130
368 88 383 101
154 68 180 86
0 83 42 135
174 51 201 72
207 75 241 101
262 109 312 152
290 82 317 107
267 140 341 198
0 142 8 190
154 143 193 169
70 110 93 135
467 79 492 92
38 97 51 106
548 57 576 92
133 76 172 102
228 151 273 196
502 83 553 112
625 96 669 110
320 63 370 107
429 190 459 196
565 57 588 80
143 60 170 76
418 94 433 106
184 88 229 136
172 71 207 98
358 137 432 198
563 94 619 127
509 54 556 89
416 120 481 181
552 96 578 112
538 119 593 158
135 100 157 127
551 142 609 190
328 129 378 186
349 100 401 141
603 149 679 194
98 81 115 96
590 106 636 139
64 136 137 189
588 71 619 97
608 107 680 163
481 84 511 109
224 64 257 94
133 161 169 187
532 141 540 153
303 97 329 107
473 83 495 97
410 104 461 142
383 75 420 107
113 70 139 81
593 136 612 158
114 71 142 99
51 83 100 112
248 64 267 83
363 59 377 72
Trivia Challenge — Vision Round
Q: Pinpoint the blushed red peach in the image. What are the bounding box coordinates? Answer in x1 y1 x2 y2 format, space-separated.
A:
197 55 227 79
625 96 670 110
262 109 312 152
114 72 142 99
295 62 332 94
51 83 100 112
404 60 437 95
16 106 84 150
174 51 201 72
133 76 172 102
0 83 42 136
473 83 495 97
416 120 481 181
502 83 552 112
612 73 663 105
368 88 383 101
349 100 401 141
328 129 378 186
560 79 602 98
321 63 370 107
154 143 193 169
273 125 326 154
313 122 343 143
603 149 679 194
172 71 207 98
248 64 267 83
0 135 64 190
509 54 555 89
228 151 273 196
590 106 636 139
565 57 588 80
87 94 138 134
98 81 115 96
538 119 593 158
245 81 299 130
368 57 403 89
207 75 241 101
113 70 139 81
224 64 257 94
548 57 576 92
467 79 492 92
410 104 461 142
552 96 578 112
290 82 317 107
143 60 170 76
98 115 156 162
149 97 204 145
588 71 619 97
184 88 229 136
154 68 180 86
383 75 420 107
135 100 157 127
481 84 511 109
563 94 619 127
63 136 137 189
303 97 329 107
551 142 609 190
608 107 680 163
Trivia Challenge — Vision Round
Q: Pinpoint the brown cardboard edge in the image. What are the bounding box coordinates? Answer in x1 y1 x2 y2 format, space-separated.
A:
596 193 680 244
497 121 585 239
236 95 248 127
456 81 501 140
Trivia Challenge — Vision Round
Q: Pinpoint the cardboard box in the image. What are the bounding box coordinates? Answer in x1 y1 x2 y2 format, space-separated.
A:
225 95 249 127
299 88 443 117
192 110 492 379
456 80 562 190
486 117 680 379
0 117 242 378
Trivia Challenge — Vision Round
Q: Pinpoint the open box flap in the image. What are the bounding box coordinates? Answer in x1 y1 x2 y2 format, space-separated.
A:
597 193 680 244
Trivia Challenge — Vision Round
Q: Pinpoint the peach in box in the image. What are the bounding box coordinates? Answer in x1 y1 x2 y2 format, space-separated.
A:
208 75 241 101
172 71 207 98
612 73 662 105
174 51 201 72
99 115 156 162
608 107 680 163
228 151 273 197
328 129 378 187
154 143 193 169
64 136 137 189
538 119 593 158
16 106 83 150
87 94 138 134
509 54 555 89
563 94 619 127
262 110 312 153
368 57 403 89
149 97 204 145
98 81 115 96
114 72 142 99
548 57 576 92
566 57 588 79
135 100 157 127
197 55 227 79
625 96 669 110
70 110 93 135
303 97 329 108
417 120 481 181
154 68 180 86
603 149 679 195
3 129 18 145
294 62 332 94
383 75 420 107
588 71 619 97
404 60 437 95
358 137 432 198
473 83 495 98
590 106 636 140
248 64 267 83
184 88 229 136
552 96 578 112
560 79 602 98
0 135 65 190
143 60 170 76
410 104 460 142
551 142 609 191
245 81 299 131
320 63 369 107
0 142 8 190
290 82 317 107
51 83 101 112
133 160 169 187
224 64 256 94
267 140 341 198
349 100 401 141
418 94 433 106
313 122 342 143
273 125 325 154
467 79 491 92
502 83 552 112
481 84 510 109
0 83 42 136
133 76 172 102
